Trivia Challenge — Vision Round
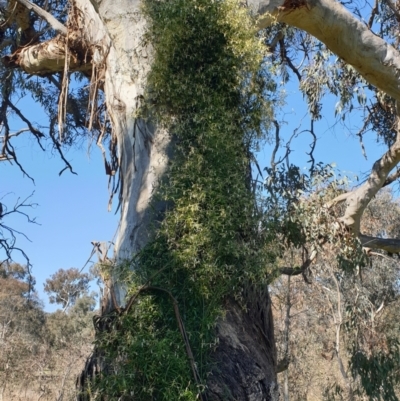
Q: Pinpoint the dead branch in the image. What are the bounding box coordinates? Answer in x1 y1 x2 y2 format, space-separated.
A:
359 234 400 254
279 249 317 277
0 192 38 276
383 168 400 187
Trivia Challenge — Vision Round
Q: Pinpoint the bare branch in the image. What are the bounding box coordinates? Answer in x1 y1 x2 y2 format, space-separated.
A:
0 192 38 270
307 120 316 175
49 118 77 176
368 0 379 28
366 250 393 261
6 100 45 151
359 234 400 254
279 38 302 81
356 117 369 160
266 30 283 52
4 136 35 181
0 128 29 140
383 168 400 187
279 249 317 277
270 120 280 172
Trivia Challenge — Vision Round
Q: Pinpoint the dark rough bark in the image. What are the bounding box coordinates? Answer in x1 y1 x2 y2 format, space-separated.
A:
207 296 278 401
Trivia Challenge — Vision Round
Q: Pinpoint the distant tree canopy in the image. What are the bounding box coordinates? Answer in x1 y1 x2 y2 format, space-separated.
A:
44 268 92 311
0 262 96 401
272 189 400 400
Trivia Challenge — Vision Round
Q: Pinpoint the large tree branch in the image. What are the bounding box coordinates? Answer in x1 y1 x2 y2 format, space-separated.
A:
359 234 400 253
14 0 67 35
2 0 110 75
3 36 91 74
341 130 400 234
323 125 400 248
247 0 400 250
8 0 400 98
251 0 400 102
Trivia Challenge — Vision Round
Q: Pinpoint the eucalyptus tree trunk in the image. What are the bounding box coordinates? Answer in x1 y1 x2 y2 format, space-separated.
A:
67 0 400 397
9 0 400 398
67 0 279 399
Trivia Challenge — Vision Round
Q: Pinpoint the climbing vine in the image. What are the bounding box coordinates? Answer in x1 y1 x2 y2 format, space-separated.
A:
92 0 277 399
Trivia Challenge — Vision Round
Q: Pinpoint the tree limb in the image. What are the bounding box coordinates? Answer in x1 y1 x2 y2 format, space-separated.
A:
279 249 317 276
3 36 91 74
14 0 67 35
251 0 400 102
341 128 400 234
383 168 400 187
359 234 400 253
325 192 350 209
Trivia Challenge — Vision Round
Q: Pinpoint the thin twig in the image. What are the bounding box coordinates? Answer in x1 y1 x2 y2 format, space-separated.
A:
368 0 379 28
48 118 77 176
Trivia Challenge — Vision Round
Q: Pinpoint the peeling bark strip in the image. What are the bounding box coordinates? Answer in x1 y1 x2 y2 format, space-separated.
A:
3 36 91 74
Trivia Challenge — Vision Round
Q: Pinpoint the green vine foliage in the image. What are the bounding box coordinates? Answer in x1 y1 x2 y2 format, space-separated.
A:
92 0 277 400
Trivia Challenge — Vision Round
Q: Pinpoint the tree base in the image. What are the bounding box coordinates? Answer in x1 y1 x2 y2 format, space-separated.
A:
206 296 279 401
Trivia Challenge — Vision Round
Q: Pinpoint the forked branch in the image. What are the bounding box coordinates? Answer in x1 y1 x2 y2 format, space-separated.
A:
0 192 38 266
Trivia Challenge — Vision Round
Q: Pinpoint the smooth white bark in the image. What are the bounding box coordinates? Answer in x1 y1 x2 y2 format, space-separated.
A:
252 0 400 102
341 138 400 233
73 0 172 305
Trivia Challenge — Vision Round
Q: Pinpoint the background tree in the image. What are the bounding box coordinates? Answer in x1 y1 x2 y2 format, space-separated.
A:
44 268 91 312
0 262 96 401
270 181 400 400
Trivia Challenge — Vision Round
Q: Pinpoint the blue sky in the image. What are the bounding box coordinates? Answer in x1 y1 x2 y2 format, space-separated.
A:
1 142 119 311
1 81 387 312
1 94 119 311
